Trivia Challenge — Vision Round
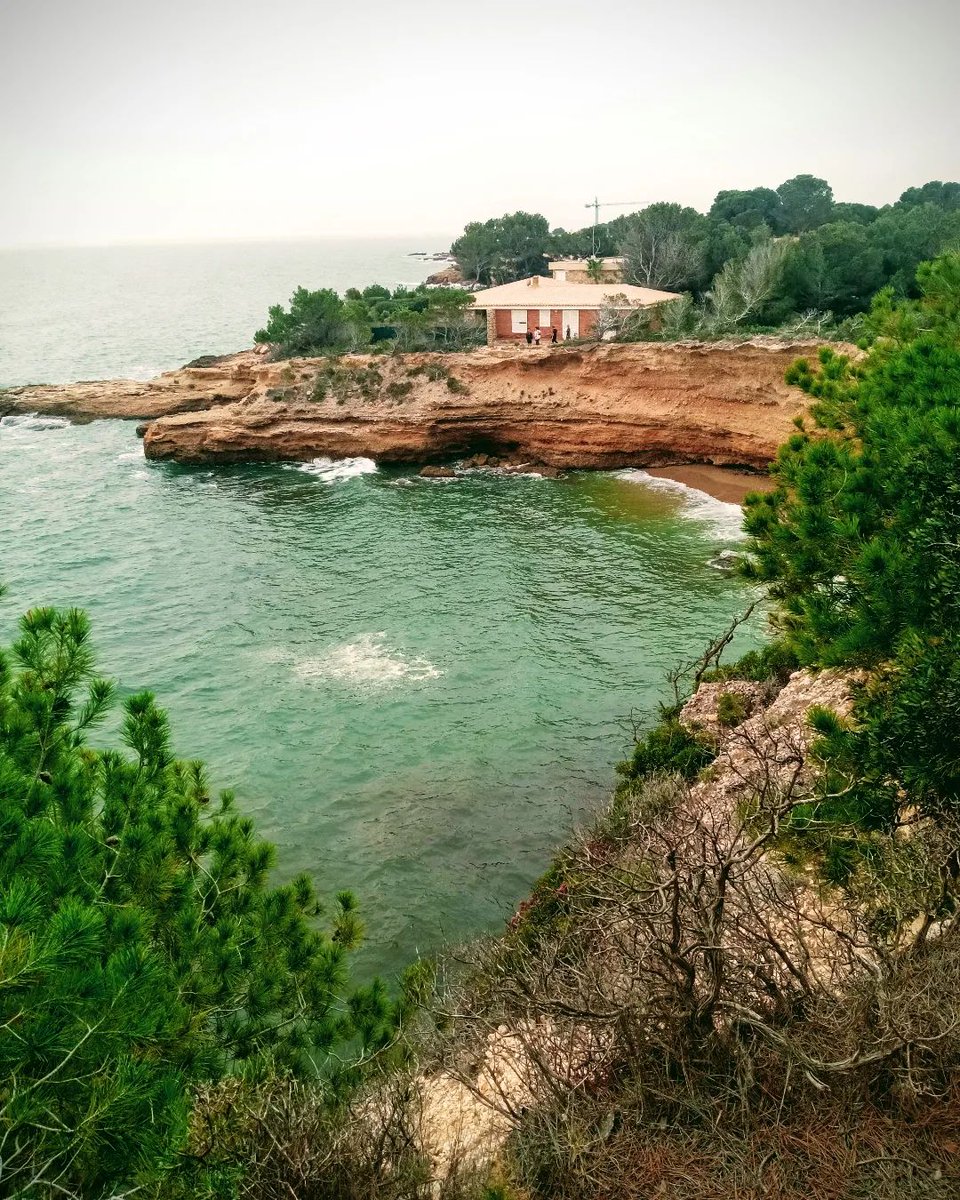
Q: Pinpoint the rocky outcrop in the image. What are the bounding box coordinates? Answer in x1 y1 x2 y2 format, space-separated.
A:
137 340 823 467
425 264 464 285
0 349 269 422
2 339 832 469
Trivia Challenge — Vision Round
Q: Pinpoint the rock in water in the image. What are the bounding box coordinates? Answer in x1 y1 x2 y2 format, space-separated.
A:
709 549 744 572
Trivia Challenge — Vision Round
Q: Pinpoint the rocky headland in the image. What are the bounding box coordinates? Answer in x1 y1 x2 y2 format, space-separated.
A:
2 339 828 476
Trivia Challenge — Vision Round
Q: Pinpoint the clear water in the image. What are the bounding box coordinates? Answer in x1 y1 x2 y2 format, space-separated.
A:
0 416 760 975
0 238 448 387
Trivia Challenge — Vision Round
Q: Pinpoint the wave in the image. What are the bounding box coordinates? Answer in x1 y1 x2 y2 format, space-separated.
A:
290 633 442 688
294 456 377 484
0 413 70 431
617 469 746 541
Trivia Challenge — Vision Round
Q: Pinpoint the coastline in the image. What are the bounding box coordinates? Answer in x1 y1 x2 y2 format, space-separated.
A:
645 464 775 505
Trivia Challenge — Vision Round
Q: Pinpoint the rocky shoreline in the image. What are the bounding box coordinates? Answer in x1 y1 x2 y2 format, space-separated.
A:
2 339 823 484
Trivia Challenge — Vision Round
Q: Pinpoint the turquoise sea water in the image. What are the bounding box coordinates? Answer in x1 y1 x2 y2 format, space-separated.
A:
0 238 763 976
0 416 760 975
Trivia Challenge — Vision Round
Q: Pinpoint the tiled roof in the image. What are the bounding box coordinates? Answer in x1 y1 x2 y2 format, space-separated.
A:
469 277 681 310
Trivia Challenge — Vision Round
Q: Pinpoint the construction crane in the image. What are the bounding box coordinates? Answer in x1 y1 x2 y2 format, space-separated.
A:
584 197 647 255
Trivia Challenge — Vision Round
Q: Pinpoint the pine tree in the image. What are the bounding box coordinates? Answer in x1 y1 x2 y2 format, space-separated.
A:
742 251 960 834
0 604 396 1198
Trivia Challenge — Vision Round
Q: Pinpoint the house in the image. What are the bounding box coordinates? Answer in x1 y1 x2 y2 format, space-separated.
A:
469 260 681 345
547 256 626 283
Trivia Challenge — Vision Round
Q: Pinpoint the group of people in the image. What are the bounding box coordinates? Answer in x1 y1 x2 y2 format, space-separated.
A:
525 326 561 346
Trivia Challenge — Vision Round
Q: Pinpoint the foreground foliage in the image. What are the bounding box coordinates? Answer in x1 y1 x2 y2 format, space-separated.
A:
0 604 397 1198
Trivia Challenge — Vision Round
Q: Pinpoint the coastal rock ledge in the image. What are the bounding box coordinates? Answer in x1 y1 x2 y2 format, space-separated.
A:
4 341 823 469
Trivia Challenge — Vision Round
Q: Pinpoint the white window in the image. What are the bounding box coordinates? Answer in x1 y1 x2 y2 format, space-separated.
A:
511 310 527 334
538 309 550 327
554 269 567 282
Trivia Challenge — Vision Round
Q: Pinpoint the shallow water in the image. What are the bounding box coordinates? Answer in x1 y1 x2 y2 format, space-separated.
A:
0 420 762 974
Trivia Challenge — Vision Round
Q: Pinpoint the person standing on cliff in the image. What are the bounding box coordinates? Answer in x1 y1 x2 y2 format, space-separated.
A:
533 327 542 346
565 325 571 341
551 327 558 344
525 329 533 346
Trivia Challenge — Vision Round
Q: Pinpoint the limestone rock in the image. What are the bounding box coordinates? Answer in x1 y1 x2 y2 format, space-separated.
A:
4 341 843 469
680 679 770 740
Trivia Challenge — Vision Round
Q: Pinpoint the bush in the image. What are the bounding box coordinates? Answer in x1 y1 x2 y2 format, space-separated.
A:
716 690 749 726
616 717 713 783
254 287 347 357
386 380 414 400
312 362 383 403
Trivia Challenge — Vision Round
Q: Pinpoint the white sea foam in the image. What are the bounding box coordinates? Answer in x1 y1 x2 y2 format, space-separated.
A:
0 413 70 431
617 469 746 541
116 448 144 462
291 633 441 688
295 456 377 484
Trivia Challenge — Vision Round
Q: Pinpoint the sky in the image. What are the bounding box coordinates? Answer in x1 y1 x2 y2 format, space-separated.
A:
1 0 958 247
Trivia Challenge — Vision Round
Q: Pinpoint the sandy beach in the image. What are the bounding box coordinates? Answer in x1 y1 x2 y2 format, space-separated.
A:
646 464 775 505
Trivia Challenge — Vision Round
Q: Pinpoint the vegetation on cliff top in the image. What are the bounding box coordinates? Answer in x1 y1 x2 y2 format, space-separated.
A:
452 177 960 340
254 282 483 358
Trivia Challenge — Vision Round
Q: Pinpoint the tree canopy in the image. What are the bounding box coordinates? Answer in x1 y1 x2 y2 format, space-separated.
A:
255 282 481 357
450 211 551 284
450 176 960 337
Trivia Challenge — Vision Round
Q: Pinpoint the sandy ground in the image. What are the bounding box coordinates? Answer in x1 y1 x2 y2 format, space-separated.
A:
646 464 775 505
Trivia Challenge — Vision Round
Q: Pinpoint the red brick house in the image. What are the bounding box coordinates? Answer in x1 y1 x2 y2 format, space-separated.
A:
469 260 680 345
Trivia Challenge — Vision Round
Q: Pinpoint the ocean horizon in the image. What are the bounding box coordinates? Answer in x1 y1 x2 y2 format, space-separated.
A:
0 235 454 389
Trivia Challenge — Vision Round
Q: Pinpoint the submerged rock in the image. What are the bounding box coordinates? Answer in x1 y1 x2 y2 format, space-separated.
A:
709 549 745 572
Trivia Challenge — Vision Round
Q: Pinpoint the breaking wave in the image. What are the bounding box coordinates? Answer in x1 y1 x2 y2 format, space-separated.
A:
283 634 442 688
294 456 377 484
617 470 746 541
0 413 70 431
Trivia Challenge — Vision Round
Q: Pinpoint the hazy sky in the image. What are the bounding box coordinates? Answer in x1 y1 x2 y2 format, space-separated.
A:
1 0 957 246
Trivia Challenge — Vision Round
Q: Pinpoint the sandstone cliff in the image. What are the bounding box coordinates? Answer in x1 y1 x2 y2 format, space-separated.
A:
144 341 820 468
3 340 824 470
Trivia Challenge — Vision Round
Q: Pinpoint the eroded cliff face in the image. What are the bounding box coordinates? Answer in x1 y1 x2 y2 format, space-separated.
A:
3 340 823 469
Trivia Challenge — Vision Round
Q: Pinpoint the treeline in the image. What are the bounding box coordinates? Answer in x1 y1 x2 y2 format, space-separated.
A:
254 282 483 358
452 176 960 336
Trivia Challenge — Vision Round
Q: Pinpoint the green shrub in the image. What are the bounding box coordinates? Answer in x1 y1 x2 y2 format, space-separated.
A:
446 375 470 395
312 362 383 403
254 286 347 357
701 639 798 685
386 380 414 400
617 717 713 783
716 690 749 726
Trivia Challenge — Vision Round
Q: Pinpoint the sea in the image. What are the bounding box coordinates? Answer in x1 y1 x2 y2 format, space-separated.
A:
0 239 762 976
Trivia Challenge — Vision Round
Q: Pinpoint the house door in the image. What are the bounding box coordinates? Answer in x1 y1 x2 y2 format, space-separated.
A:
511 310 527 334
561 310 579 339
